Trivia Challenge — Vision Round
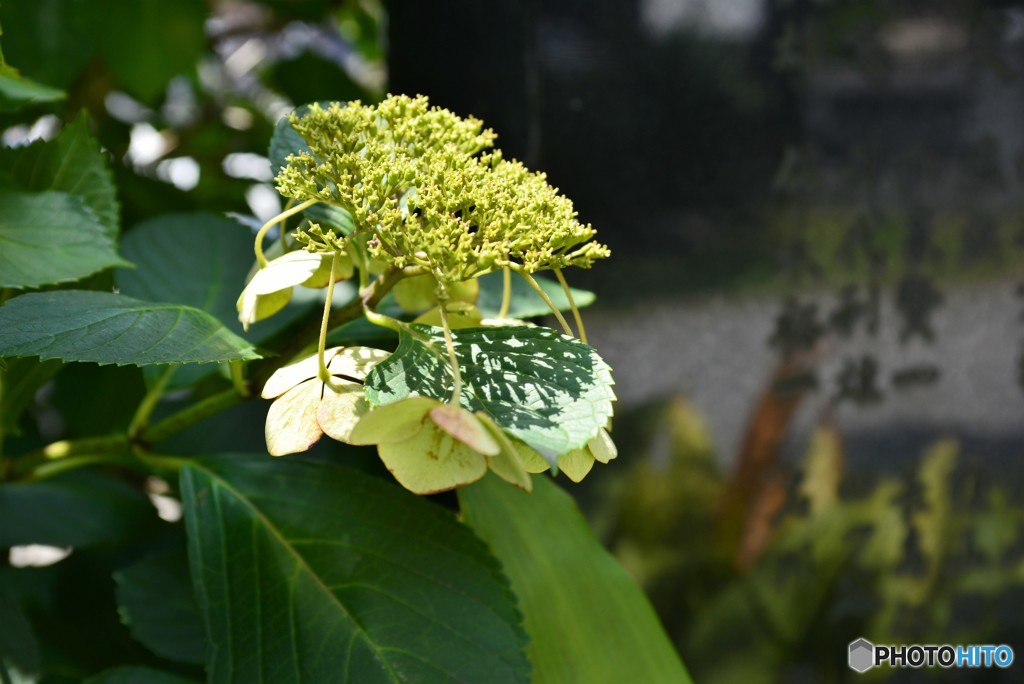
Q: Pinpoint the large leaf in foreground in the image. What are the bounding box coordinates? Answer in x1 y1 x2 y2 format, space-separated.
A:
0 191 128 288
180 455 530 683
365 325 615 458
0 291 260 366
459 474 692 684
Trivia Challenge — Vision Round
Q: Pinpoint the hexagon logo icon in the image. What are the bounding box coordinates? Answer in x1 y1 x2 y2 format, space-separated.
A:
849 638 875 673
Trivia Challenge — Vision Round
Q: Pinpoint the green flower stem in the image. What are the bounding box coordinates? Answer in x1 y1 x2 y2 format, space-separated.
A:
513 267 574 337
128 366 176 439
436 302 463 403
28 454 130 482
142 388 244 445
13 433 132 479
229 360 250 397
317 251 342 383
254 198 319 267
498 267 512 319
554 268 588 344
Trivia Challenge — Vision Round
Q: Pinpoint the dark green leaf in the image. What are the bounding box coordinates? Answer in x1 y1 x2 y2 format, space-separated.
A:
0 191 128 289
117 213 253 332
476 271 595 319
0 471 159 547
0 357 61 436
0 0 95 89
0 63 64 111
0 597 39 681
0 291 261 366
365 325 615 458
0 114 120 238
83 667 198 684
115 549 205 666
180 454 530 683
459 474 692 684
91 0 206 103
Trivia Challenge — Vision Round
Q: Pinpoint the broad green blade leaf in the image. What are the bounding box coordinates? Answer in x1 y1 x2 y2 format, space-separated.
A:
117 213 254 333
365 325 615 457
0 63 64 111
180 455 530 683
459 474 692 684
83 667 198 684
119 213 270 388
0 291 261 366
114 549 205 665
476 271 595 319
0 191 128 289
0 598 39 681
0 471 159 547
0 114 119 237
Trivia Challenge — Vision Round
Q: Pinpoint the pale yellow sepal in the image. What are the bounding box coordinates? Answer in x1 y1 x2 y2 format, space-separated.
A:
588 428 618 464
558 448 595 483
476 413 532 491
237 250 324 330
261 347 341 399
514 441 552 474
429 405 500 456
377 421 488 494
348 396 435 445
265 379 324 456
302 251 354 287
317 383 370 443
327 346 392 381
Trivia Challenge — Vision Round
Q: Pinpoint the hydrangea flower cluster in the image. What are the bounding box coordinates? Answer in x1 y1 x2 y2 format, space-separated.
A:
275 95 609 285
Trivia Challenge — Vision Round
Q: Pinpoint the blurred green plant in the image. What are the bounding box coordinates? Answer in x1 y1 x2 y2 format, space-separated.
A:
602 397 1024 683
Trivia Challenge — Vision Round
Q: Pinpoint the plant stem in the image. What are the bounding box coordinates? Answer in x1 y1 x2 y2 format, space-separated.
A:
254 198 318 267
229 360 250 397
554 268 587 344
317 252 341 383
513 267 574 337
13 433 132 479
498 266 512 319
436 303 463 404
128 366 176 439
142 388 244 445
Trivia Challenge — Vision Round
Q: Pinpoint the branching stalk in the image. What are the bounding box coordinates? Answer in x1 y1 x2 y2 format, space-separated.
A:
513 267 574 337
554 268 588 344
317 251 341 383
436 303 463 404
254 198 319 267
498 266 512 319
128 366 176 438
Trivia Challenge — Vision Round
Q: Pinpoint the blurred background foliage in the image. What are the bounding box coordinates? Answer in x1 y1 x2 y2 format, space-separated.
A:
5 0 1024 681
